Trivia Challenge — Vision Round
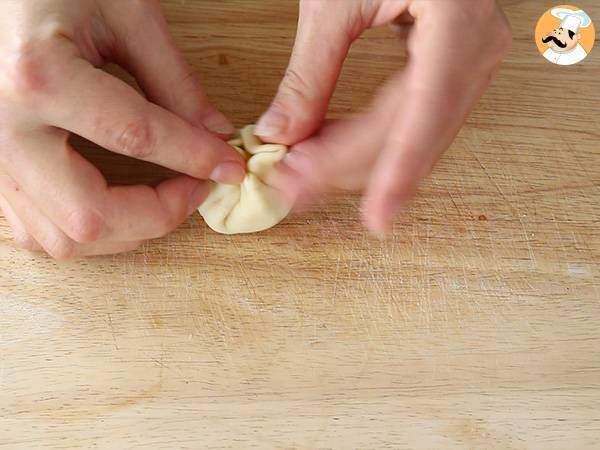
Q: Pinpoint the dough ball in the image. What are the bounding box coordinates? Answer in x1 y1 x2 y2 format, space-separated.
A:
198 125 292 234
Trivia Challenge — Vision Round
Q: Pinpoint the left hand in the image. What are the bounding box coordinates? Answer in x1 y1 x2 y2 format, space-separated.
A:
255 0 512 233
0 0 244 259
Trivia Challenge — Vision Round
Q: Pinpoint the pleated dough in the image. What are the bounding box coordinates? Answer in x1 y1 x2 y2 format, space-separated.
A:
198 125 291 234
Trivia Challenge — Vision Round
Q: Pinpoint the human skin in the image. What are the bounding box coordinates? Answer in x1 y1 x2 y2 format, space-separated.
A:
0 0 512 257
257 0 512 234
0 0 245 259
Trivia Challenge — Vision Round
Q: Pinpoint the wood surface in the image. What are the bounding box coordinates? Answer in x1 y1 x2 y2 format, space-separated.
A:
1 0 599 448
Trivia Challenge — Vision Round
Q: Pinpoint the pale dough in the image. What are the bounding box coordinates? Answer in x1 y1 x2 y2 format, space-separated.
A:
198 125 292 234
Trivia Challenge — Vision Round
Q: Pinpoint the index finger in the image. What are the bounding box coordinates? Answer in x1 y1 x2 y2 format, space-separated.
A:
363 3 512 232
34 46 244 184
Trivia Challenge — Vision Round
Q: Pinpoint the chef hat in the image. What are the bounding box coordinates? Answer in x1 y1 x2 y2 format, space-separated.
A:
551 8 592 33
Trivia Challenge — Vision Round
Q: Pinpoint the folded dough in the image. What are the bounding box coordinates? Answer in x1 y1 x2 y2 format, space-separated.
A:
198 125 292 234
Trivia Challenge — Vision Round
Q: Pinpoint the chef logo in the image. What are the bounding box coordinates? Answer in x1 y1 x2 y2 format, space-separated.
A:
535 5 595 65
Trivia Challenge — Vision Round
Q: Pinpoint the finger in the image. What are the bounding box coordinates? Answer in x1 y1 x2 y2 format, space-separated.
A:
362 82 457 233
78 240 142 257
255 1 357 144
103 174 210 242
0 173 71 258
0 174 141 259
4 129 211 243
362 5 511 233
270 118 378 200
32 40 244 184
268 75 406 203
388 11 415 40
0 193 41 251
101 0 234 135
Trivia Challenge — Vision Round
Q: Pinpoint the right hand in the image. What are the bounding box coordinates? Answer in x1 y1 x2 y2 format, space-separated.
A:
256 0 511 234
0 0 245 259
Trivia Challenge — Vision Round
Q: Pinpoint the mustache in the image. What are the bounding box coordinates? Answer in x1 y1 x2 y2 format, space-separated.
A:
542 35 567 48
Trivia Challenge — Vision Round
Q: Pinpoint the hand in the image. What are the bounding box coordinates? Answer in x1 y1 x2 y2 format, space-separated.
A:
0 0 245 259
256 0 512 233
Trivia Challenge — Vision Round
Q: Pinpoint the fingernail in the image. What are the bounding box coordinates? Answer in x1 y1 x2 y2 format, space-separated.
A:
366 217 392 240
388 201 403 221
282 145 316 176
283 151 306 172
371 229 389 241
210 161 246 184
365 212 392 239
202 114 235 135
364 202 399 238
187 182 209 215
255 109 288 137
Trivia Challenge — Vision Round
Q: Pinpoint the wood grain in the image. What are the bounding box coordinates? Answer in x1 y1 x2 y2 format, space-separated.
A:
1 0 599 448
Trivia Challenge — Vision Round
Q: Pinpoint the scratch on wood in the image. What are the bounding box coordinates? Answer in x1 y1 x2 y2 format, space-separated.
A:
517 214 536 270
107 312 119 350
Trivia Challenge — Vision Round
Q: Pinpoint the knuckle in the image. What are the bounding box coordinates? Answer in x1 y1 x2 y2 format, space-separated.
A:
299 0 362 39
124 0 162 33
281 68 309 97
453 0 497 24
13 231 37 251
496 18 513 52
299 0 325 14
468 0 496 20
114 118 155 158
475 4 513 59
155 208 179 237
64 208 105 243
483 18 512 67
277 68 318 108
129 0 160 11
4 39 54 97
44 235 76 260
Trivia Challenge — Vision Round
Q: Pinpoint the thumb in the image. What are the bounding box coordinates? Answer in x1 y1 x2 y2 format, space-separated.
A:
102 0 234 135
255 1 355 145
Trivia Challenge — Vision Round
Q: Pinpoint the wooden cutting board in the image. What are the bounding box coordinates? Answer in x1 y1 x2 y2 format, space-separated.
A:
1 1 599 448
